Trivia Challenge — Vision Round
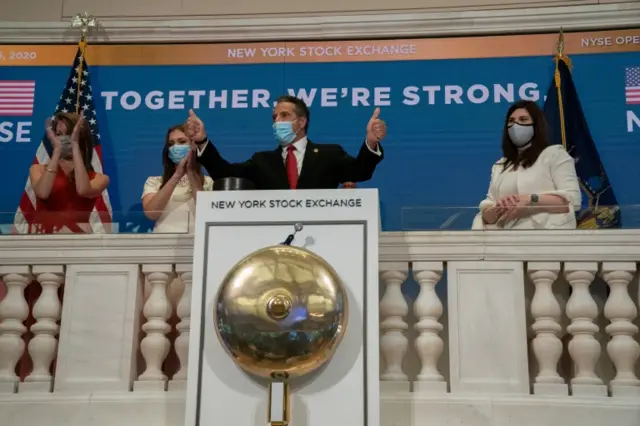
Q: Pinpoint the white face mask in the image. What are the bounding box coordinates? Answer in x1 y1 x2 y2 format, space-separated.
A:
508 123 534 147
58 135 74 159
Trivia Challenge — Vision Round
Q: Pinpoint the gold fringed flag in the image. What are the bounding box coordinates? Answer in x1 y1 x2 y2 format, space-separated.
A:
542 31 621 229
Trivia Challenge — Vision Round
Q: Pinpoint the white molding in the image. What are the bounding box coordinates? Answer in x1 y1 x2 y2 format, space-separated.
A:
0 230 639 265
0 234 195 265
0 4 638 43
2 388 640 404
0 390 639 425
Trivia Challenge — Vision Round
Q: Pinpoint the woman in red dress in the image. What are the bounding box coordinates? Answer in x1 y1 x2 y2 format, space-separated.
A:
26 112 110 233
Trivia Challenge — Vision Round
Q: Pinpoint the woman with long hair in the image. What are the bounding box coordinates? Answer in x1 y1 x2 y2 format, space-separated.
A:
475 100 581 229
26 112 110 233
142 124 213 233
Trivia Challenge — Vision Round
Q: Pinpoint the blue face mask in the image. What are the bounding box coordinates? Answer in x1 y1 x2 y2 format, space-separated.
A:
273 121 298 146
168 144 190 164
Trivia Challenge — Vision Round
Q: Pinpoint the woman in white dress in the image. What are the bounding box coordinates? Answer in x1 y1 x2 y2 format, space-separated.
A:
142 124 213 233
474 100 581 230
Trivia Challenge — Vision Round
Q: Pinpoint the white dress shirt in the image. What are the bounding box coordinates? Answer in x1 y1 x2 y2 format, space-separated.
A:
197 136 382 177
142 175 214 233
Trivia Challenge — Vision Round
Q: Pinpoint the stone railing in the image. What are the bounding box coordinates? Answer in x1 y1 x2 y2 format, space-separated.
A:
0 230 639 426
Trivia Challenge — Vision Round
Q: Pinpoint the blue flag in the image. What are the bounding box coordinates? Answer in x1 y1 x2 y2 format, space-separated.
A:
543 55 621 229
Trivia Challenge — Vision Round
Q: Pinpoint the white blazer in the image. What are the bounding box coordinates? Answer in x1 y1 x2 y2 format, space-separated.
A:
472 145 582 230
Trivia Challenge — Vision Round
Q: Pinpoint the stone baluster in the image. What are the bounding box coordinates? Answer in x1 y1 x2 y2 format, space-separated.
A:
134 265 174 391
379 263 409 392
601 262 640 397
564 263 607 397
22 266 64 393
169 264 192 391
412 262 446 393
0 266 31 393
528 263 567 395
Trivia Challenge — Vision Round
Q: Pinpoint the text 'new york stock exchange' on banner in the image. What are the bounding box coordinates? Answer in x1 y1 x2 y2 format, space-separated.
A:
0 29 639 232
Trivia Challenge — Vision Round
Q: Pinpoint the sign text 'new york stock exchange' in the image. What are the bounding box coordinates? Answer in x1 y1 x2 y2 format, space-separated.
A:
211 198 363 210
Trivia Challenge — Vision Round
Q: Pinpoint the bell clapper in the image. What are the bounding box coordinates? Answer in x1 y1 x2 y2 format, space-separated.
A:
281 222 304 246
268 373 290 426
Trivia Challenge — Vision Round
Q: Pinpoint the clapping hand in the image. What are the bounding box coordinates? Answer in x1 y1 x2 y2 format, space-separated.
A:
185 109 206 142
365 107 387 149
70 114 85 146
45 118 61 151
174 156 188 180
186 145 197 171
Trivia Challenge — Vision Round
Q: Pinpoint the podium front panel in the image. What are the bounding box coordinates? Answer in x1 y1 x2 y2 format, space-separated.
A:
186 189 380 426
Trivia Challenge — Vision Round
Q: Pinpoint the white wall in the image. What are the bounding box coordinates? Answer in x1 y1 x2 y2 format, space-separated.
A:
1 0 628 21
0 0 639 43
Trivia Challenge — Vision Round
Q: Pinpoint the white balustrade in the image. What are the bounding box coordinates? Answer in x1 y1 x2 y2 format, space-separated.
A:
601 262 640 396
528 262 567 395
22 266 64 393
170 264 192 391
564 263 608 396
412 262 446 393
135 265 174 391
0 231 638 426
379 263 410 392
0 266 31 393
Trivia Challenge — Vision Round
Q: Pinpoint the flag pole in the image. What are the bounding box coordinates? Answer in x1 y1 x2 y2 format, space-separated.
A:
556 27 564 58
70 12 97 114
554 27 568 148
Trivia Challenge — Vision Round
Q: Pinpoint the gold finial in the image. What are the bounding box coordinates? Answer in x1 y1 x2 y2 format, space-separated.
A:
557 27 565 57
71 12 98 42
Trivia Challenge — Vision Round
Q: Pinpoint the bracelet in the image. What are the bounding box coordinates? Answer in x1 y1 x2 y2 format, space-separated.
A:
45 167 57 174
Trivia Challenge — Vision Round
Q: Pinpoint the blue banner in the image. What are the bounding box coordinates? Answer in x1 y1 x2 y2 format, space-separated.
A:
0 33 639 231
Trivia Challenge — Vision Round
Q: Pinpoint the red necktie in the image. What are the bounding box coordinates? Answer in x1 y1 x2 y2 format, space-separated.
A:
286 145 298 189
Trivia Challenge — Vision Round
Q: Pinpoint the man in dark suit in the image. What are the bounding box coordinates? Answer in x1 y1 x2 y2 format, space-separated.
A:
185 95 386 190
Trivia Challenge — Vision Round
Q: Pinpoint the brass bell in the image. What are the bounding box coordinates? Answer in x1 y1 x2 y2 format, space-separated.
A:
214 243 349 425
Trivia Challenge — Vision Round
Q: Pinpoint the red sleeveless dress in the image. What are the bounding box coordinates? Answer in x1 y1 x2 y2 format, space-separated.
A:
29 168 99 233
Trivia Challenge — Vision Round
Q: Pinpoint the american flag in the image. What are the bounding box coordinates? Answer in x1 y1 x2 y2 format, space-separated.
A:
13 45 113 234
626 67 640 105
0 80 35 116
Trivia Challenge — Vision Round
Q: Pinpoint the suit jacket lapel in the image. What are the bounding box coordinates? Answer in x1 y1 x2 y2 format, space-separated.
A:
297 140 319 188
270 147 290 189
